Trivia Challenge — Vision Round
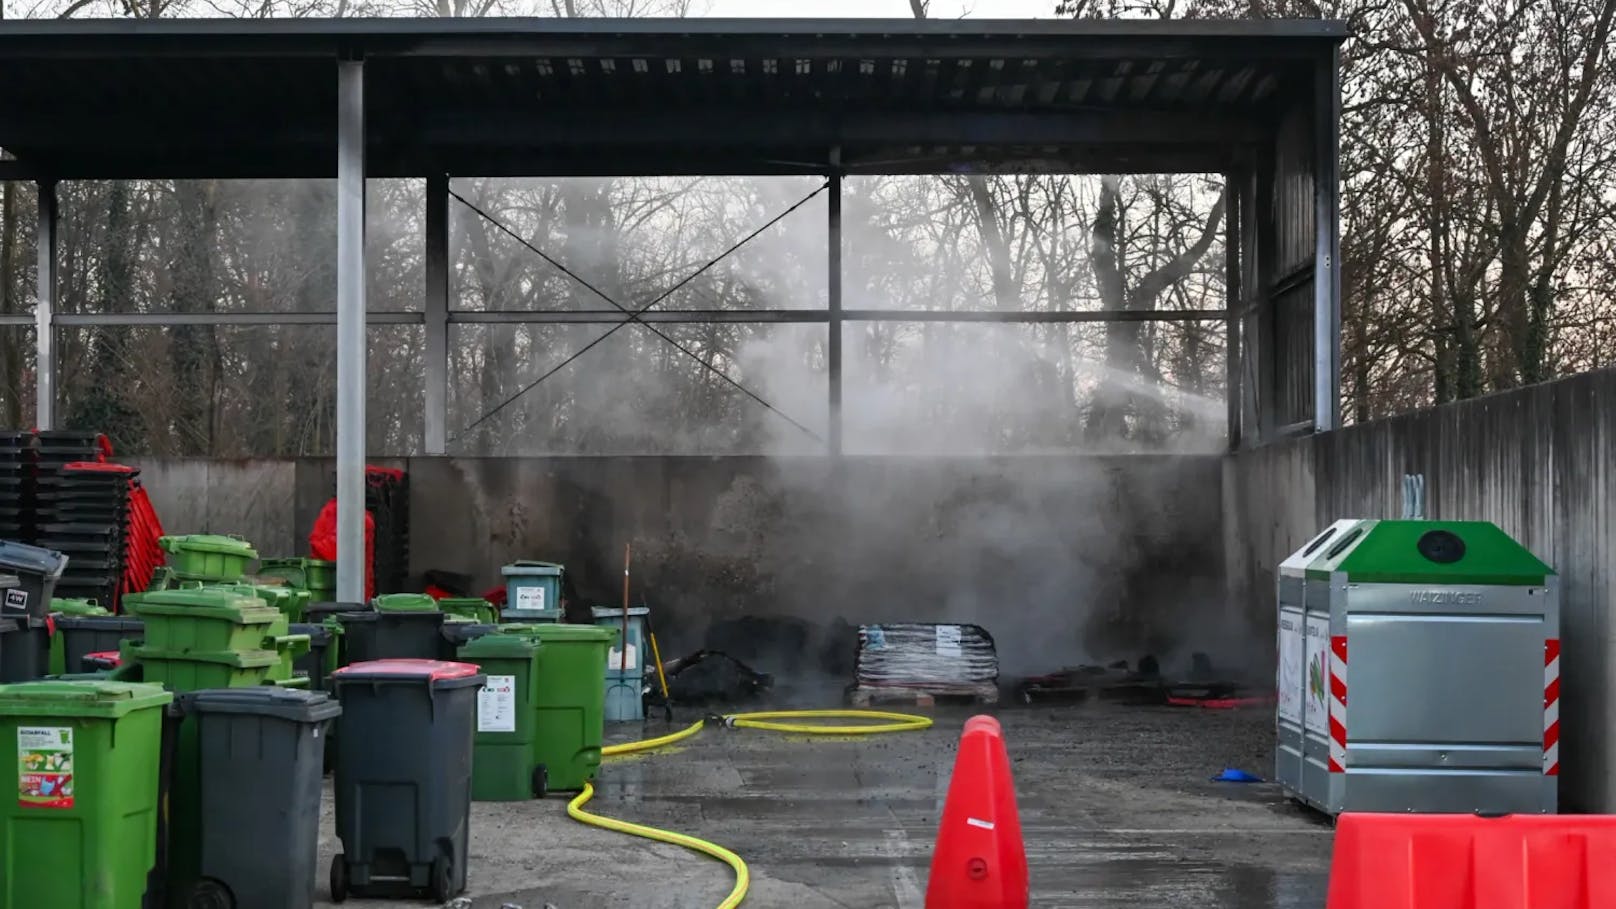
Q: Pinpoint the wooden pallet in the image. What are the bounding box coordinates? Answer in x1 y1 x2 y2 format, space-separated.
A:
848 684 999 708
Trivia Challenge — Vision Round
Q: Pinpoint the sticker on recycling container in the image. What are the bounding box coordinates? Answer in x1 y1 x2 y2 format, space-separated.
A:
935 625 963 658
607 643 639 673
3 589 26 613
515 587 546 612
478 675 517 733
18 726 73 809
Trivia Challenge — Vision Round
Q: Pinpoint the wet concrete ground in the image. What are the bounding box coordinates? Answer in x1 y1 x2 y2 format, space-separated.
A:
314 702 1333 909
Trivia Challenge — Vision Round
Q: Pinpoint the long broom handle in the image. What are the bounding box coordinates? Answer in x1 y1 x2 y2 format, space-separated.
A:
621 543 631 675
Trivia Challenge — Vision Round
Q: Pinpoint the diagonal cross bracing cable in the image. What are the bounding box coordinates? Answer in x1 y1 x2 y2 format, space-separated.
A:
449 182 830 442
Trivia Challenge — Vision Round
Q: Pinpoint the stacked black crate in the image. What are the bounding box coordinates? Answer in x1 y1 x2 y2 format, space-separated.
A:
364 468 409 595
0 432 32 543
36 462 132 611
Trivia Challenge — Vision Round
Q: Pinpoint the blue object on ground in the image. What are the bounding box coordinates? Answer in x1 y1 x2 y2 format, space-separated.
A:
1212 768 1263 783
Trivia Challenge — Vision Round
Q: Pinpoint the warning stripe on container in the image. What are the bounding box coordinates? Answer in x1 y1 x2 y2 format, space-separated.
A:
1328 635 1347 773
1544 638 1560 777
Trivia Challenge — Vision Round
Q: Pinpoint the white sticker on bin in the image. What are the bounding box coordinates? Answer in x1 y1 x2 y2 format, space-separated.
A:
515 586 547 612
607 643 640 673
478 675 517 733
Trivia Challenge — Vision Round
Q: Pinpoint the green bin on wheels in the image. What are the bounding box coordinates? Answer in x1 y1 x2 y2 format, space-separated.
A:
0 680 173 909
457 633 545 800
497 623 614 793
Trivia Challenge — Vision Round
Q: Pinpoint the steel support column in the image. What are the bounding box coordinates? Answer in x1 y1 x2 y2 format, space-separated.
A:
335 60 367 602
1239 167 1262 444
827 171 843 456
1224 175 1242 451
34 181 56 429
424 173 449 455
1312 47 1342 431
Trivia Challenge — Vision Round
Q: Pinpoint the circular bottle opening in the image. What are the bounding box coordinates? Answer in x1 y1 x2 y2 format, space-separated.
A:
1417 529 1466 564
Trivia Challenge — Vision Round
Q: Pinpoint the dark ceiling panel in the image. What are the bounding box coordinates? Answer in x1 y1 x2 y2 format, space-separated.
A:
0 17 1345 178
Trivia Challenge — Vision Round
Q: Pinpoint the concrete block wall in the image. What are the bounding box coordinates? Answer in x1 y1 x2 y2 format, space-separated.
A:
1224 369 1616 811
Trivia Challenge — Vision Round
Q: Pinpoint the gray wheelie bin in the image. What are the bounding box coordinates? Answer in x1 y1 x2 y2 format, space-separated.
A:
329 659 484 903
176 687 341 909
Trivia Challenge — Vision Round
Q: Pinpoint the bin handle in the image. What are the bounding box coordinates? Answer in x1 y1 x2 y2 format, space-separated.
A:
264 633 312 658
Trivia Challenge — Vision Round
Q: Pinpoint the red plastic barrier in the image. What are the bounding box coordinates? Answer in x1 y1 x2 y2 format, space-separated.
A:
1328 813 1616 909
925 715 1028 909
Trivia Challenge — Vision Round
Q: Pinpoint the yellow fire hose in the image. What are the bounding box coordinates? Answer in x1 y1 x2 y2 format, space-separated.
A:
567 709 935 908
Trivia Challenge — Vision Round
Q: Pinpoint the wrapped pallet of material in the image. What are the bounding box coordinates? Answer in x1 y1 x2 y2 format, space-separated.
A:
851 623 999 705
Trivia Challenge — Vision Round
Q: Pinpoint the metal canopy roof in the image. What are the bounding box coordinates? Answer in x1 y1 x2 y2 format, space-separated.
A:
0 17 1347 179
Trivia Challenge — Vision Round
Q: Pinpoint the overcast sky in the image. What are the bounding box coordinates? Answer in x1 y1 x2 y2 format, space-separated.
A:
699 0 1056 18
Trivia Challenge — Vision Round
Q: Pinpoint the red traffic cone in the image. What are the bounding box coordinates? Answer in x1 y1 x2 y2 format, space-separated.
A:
925 715 1028 909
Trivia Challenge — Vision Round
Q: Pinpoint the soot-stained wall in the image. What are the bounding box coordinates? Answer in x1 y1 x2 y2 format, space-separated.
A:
134 454 1229 677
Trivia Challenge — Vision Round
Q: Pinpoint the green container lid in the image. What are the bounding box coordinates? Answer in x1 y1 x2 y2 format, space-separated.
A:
1304 519 1556 585
501 560 563 577
459 633 541 658
499 623 614 643
258 557 310 570
125 645 280 669
126 599 281 626
158 534 259 559
372 593 439 613
125 588 266 613
0 680 172 717
50 598 109 617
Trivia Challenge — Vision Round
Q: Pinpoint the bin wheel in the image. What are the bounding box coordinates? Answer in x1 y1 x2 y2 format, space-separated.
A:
329 855 349 903
185 879 234 909
532 765 549 800
430 854 454 903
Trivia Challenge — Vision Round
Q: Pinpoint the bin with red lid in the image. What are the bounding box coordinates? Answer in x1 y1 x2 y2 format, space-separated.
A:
328 659 485 903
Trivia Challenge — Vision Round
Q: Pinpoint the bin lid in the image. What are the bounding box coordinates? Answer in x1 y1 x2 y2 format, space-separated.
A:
440 623 499 646
53 614 143 632
501 560 563 577
500 623 615 643
125 596 280 627
158 534 259 559
372 593 439 613
183 686 342 722
1305 519 1555 585
288 622 333 644
210 582 297 604
336 609 444 626
124 644 281 668
306 601 370 616
458 633 541 658
50 597 109 616
125 587 267 613
591 606 650 620
0 680 172 717
438 597 493 609
0 540 68 578
333 659 486 687
257 557 310 570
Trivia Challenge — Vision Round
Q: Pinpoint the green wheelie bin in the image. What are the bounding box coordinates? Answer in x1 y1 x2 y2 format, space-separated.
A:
0 680 173 909
458 632 544 800
496 624 614 793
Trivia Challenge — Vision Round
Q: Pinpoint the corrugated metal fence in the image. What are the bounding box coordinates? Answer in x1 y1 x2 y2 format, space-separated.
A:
1225 369 1616 810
